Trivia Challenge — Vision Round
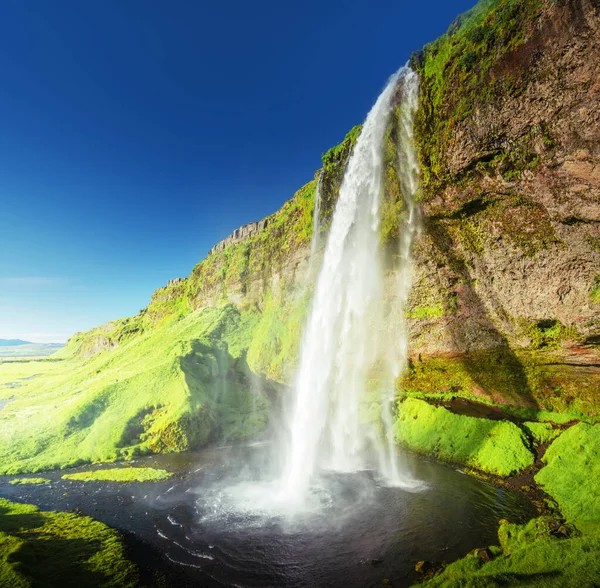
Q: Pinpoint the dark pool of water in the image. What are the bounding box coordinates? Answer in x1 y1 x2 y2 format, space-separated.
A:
0 445 537 587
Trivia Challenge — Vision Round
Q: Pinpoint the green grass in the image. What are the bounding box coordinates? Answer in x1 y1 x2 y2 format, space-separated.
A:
420 517 600 587
0 498 137 587
0 305 274 475
62 467 171 483
395 398 534 476
535 423 600 534
8 478 51 486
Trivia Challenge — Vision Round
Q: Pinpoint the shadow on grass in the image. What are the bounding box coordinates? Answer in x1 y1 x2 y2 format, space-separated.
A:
8 536 112 587
179 339 282 445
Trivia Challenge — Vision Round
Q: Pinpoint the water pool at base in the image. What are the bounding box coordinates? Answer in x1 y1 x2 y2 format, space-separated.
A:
0 444 537 587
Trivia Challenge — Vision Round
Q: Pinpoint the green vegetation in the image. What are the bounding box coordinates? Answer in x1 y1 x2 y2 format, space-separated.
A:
8 478 51 486
413 0 547 197
417 422 600 586
321 125 362 172
394 398 534 476
535 423 600 534
0 305 274 475
522 421 561 444
62 467 171 483
405 303 445 320
0 498 137 587
420 517 600 587
519 319 578 350
591 276 600 304
399 349 600 418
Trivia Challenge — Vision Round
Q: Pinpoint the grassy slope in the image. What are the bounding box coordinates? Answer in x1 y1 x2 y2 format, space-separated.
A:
0 305 273 475
0 498 137 587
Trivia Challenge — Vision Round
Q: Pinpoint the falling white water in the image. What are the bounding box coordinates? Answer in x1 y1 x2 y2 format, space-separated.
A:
310 171 323 259
282 67 422 500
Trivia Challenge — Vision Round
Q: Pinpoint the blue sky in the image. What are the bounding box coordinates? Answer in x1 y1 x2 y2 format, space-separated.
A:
0 0 475 343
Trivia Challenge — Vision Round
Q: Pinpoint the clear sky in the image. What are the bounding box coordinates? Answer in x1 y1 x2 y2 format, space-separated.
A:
0 0 476 343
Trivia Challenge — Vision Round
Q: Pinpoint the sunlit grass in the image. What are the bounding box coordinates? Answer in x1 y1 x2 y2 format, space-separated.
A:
62 467 171 483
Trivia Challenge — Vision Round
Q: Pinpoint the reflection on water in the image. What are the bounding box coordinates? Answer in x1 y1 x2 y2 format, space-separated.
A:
0 444 536 588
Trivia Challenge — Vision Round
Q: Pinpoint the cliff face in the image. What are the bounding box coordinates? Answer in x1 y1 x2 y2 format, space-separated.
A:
411 0 600 350
55 0 600 464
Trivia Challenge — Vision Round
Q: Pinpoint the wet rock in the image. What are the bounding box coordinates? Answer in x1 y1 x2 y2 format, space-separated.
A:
477 548 493 562
415 560 433 573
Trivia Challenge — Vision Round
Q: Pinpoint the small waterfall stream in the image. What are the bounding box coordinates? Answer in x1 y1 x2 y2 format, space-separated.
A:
283 67 422 499
310 171 323 259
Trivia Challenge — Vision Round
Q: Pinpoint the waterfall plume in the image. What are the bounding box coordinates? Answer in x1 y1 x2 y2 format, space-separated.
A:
282 67 422 499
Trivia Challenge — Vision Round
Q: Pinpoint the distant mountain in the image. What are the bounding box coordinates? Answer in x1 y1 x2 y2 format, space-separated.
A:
0 339 32 346
0 342 64 358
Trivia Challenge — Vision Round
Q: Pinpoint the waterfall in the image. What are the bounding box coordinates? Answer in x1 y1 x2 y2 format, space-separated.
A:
282 67 421 499
310 171 323 259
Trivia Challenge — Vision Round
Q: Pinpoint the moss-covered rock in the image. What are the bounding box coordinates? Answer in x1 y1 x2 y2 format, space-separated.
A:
394 398 534 476
419 517 600 587
535 423 600 534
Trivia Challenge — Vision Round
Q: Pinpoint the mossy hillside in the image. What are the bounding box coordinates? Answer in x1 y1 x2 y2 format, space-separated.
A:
413 0 547 197
535 423 600 534
419 517 600 587
246 287 312 383
0 498 137 587
62 467 171 483
394 398 534 476
399 349 600 418
0 305 274 475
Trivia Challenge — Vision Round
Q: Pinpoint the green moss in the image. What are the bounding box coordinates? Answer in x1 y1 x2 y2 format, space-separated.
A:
421 517 600 587
321 125 362 172
394 398 534 476
413 0 546 198
62 467 171 483
405 303 445 320
519 318 578 349
0 498 137 587
535 423 600 534
522 421 561 444
8 478 51 486
590 276 600 304
400 349 600 418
